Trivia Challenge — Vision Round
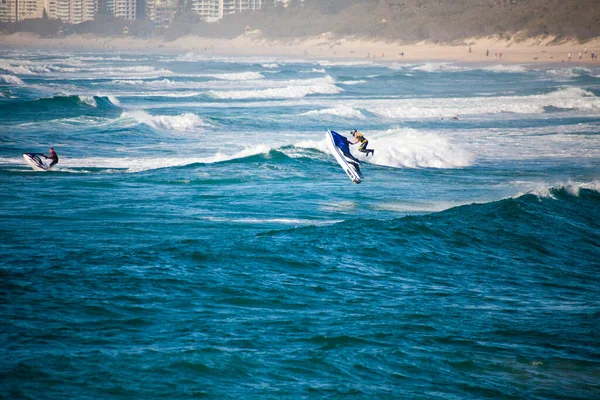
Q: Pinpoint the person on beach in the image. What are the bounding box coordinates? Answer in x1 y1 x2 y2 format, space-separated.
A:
42 147 59 169
350 129 375 157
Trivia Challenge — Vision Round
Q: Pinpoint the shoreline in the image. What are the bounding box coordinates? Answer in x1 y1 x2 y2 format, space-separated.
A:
1 32 600 66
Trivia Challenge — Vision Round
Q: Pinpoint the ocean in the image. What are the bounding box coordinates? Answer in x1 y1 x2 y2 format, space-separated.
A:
1 49 599 398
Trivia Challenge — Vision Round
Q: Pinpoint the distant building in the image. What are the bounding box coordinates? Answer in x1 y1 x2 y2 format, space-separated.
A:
274 0 303 7
143 0 154 20
0 0 50 22
98 0 135 20
224 0 263 14
97 0 114 16
141 0 300 26
113 0 135 19
54 0 97 23
17 0 45 20
153 0 175 26
188 0 264 21
0 0 17 22
189 0 222 20
45 0 58 18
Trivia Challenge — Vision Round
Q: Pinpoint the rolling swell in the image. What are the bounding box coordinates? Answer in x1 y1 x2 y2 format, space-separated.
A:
260 186 600 273
0 95 121 123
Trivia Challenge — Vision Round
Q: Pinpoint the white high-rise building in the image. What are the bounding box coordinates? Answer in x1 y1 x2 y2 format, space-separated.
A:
189 0 263 21
17 0 45 20
189 0 220 19
54 0 96 23
144 0 155 20
44 0 58 18
113 0 135 19
0 0 65 22
0 0 17 22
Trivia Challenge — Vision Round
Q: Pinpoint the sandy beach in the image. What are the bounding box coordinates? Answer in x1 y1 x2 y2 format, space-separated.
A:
2 31 600 65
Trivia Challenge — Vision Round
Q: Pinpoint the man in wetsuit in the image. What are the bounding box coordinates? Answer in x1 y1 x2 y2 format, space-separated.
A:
350 129 375 156
43 147 59 169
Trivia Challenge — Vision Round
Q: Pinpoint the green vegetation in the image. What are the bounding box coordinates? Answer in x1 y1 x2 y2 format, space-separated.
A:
223 0 600 42
1 0 598 42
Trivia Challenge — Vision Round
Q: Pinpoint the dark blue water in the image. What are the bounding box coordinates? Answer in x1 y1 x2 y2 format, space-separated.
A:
1 50 599 398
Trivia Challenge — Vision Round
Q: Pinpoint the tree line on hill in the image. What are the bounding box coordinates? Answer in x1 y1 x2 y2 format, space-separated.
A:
1 0 598 42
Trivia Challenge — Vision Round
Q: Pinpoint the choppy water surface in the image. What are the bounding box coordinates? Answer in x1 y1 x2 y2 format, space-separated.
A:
1 50 599 398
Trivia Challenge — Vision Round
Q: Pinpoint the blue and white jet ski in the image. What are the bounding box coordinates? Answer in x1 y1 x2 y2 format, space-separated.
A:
326 129 363 184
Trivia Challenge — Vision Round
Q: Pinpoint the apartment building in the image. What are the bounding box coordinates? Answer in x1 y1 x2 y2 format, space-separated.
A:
0 0 65 22
189 0 264 20
44 0 57 18
153 0 175 26
223 0 264 14
53 0 96 23
0 0 17 22
189 0 220 19
113 0 135 19
17 0 45 19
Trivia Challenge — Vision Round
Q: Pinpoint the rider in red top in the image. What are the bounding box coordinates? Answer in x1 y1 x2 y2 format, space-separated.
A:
43 148 59 169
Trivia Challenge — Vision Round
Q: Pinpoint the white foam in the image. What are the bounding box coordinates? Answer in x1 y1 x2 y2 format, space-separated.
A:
208 75 342 99
317 60 374 67
364 87 600 118
106 75 331 92
409 62 469 73
78 95 97 107
295 129 473 169
200 71 264 80
295 138 330 155
483 64 529 73
520 180 600 199
107 95 121 106
339 80 366 85
201 216 341 226
0 74 24 85
0 62 50 74
125 110 209 132
365 128 474 168
545 67 592 80
300 105 365 119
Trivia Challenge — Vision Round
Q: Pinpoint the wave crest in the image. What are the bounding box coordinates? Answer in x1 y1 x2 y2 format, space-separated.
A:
208 75 342 99
300 105 365 119
125 110 209 131
366 87 600 119
0 74 25 85
366 128 474 168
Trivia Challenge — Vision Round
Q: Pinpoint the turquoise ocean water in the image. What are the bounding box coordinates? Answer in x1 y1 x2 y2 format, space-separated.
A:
1 50 599 398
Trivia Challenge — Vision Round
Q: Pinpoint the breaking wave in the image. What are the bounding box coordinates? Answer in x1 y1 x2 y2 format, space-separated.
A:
125 110 209 132
296 128 473 169
208 76 342 99
365 87 600 119
0 74 25 85
300 105 365 119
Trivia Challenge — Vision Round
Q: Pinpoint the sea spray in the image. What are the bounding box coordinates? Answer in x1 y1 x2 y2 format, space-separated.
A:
125 110 209 131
